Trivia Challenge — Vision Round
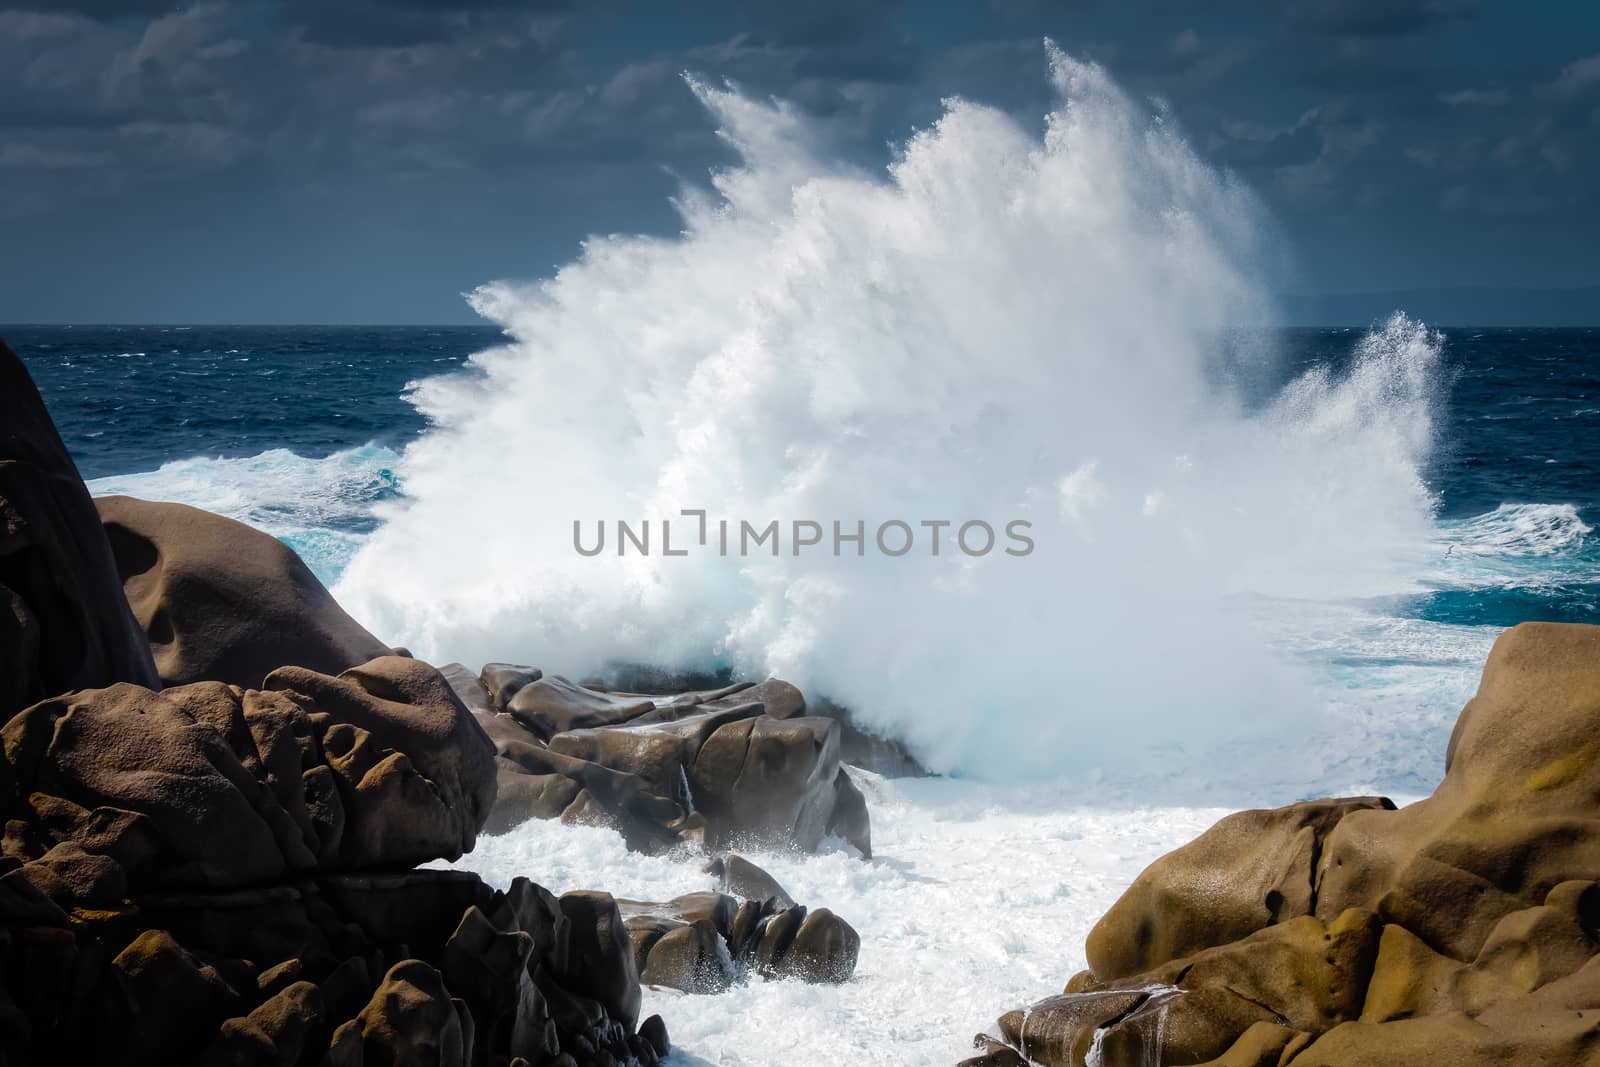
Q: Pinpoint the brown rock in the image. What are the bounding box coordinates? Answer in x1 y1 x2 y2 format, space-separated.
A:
263 656 498 868
0 339 159 718
95 495 391 689
480 663 542 712
775 907 859 983
437 662 492 716
103 929 239 1065
639 919 733 993
976 624 1600 1067
707 854 794 909
1316 623 1600 961
1 657 496 901
1085 795 1392 981
330 959 472 1067
200 980 326 1067
506 676 655 741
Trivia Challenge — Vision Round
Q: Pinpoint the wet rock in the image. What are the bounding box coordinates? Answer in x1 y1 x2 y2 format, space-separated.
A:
482 672 873 859
96 495 391 690
706 854 795 909
480 662 542 712
437 661 492 715
0 339 159 718
639 1013 670 1058
779 908 861 984
620 883 858 994
507 676 656 741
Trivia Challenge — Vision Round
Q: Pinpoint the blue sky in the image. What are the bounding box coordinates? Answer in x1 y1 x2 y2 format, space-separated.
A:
2 0 1597 324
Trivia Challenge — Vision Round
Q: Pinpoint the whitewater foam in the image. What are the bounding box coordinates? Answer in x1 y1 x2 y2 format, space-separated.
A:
87 444 400 586
444 772 1236 1066
333 46 1443 785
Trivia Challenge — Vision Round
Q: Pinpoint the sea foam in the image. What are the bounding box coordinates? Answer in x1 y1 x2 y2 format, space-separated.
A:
334 46 1445 782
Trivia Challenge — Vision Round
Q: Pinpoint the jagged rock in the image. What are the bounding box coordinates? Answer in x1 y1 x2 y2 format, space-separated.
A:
639 1013 670 1059
958 1034 1030 1066
0 339 159 718
95 495 392 689
973 623 1600 1067
0 868 655 1066
327 959 473 1066
200 980 327 1066
556 891 641 1030
811 694 929 778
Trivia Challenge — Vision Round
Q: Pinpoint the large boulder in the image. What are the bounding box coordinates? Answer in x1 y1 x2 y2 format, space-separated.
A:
95 495 393 689
0 339 159 718
1085 796 1393 981
1 655 497 899
969 623 1600 1067
1314 622 1600 959
476 672 874 858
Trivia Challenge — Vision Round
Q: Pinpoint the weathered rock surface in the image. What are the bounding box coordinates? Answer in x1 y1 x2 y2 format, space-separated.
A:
473 672 875 857
620 858 858 993
967 622 1600 1067
0 655 665 1065
0 339 159 719
96 494 393 689
3 654 497 895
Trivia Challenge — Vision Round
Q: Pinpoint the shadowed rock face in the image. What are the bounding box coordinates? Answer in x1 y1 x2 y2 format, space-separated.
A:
453 667 876 859
964 622 1600 1067
0 340 158 718
96 494 394 690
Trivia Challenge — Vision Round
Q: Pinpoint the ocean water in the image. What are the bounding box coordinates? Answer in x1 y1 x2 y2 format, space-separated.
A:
11 51 1600 1066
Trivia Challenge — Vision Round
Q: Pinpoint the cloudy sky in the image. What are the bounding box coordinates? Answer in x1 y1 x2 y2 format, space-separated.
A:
3 0 1597 324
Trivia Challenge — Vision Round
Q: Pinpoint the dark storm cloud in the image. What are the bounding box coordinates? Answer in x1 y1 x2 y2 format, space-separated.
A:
1284 0 1478 38
11 0 182 17
278 0 575 48
0 0 1595 323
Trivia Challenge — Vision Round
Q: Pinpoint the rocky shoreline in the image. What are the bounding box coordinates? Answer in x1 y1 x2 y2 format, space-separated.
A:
1 338 864 1065
962 621 1600 1066
8 328 1600 1066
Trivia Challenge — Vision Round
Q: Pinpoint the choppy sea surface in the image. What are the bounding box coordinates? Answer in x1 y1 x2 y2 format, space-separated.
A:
13 322 1600 1063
